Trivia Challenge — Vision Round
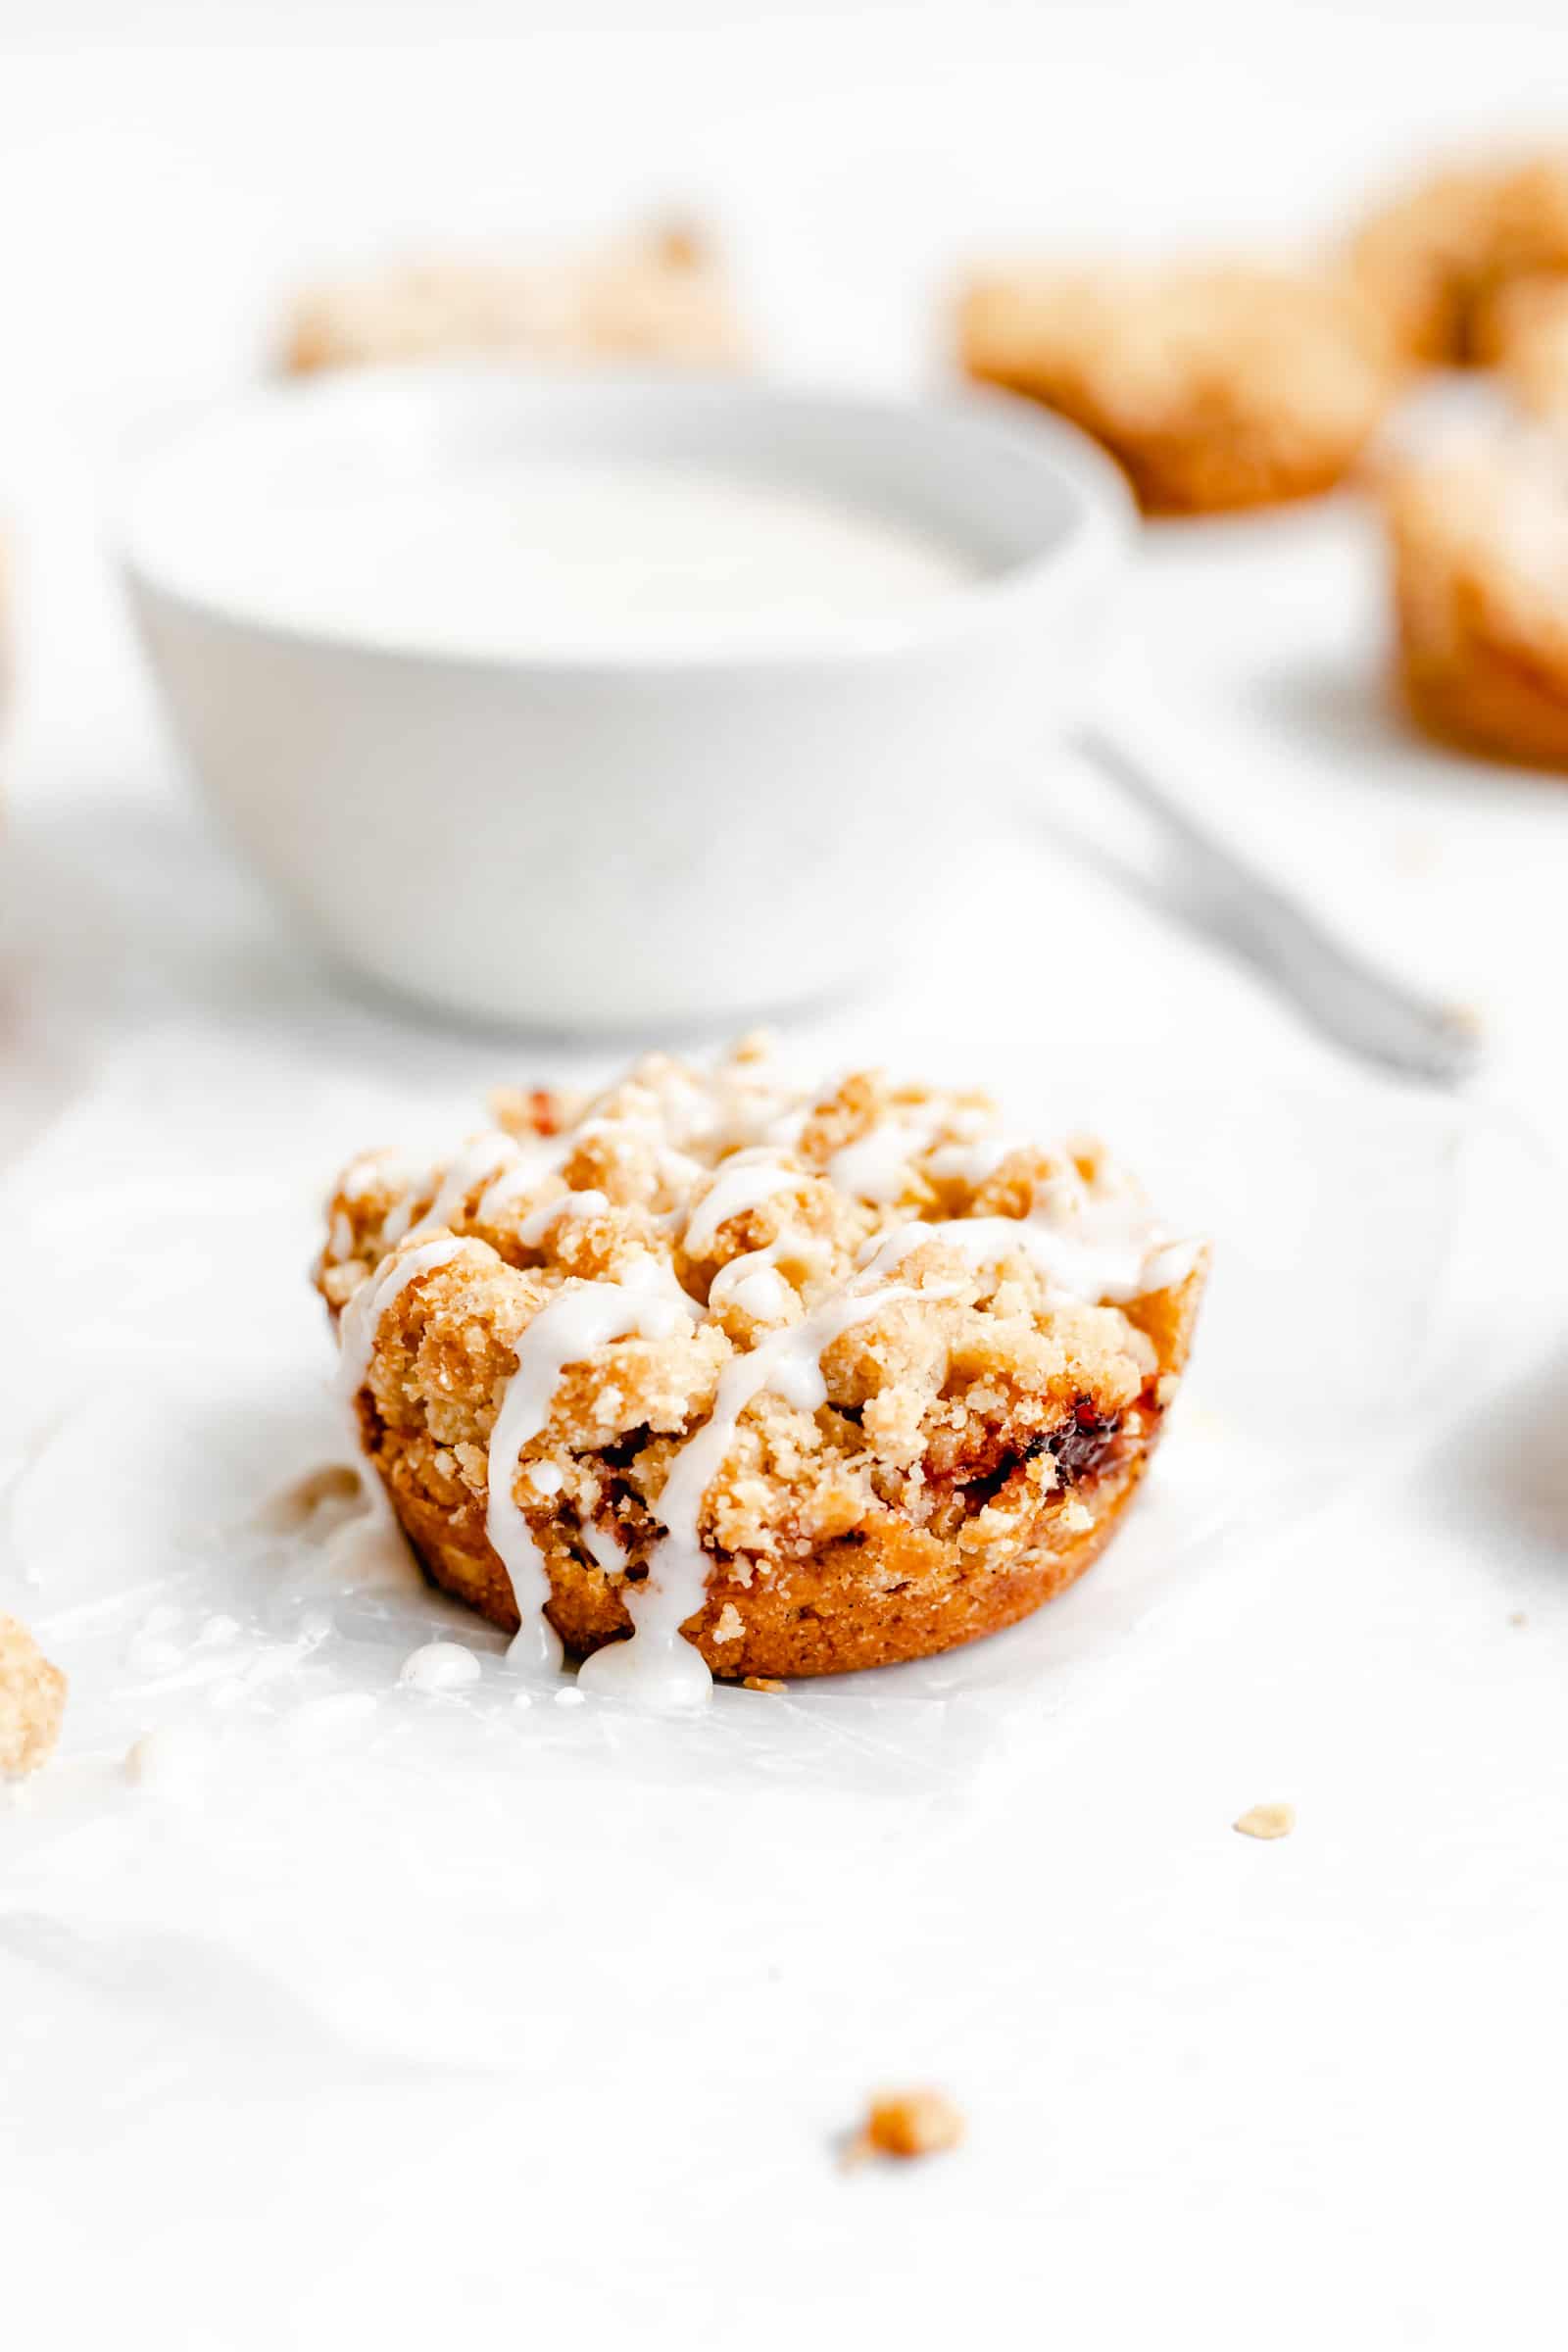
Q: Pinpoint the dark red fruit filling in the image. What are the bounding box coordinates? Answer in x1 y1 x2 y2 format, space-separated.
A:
1040 1399 1122 1486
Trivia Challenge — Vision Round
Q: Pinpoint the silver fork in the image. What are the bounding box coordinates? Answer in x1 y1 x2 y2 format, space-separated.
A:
1075 724 1483 1088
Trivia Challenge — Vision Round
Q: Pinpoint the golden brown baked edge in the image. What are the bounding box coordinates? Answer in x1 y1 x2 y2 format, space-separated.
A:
365 1255 1208 1682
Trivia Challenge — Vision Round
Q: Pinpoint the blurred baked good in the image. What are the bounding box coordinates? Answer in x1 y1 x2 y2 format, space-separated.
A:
1383 433 1568 769
0 1614 66 1778
851 2089 966 2161
957 262 1394 514
318 1040 1206 1690
283 221 746 375
1350 154 1568 367
1477 274 1568 417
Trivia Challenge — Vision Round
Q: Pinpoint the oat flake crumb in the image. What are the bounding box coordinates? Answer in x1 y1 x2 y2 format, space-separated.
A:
742 1675 787 1692
1234 1801 1296 1841
0 1613 68 1780
848 2088 966 2165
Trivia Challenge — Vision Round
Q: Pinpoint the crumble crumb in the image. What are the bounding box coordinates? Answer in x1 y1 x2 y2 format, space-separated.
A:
742 1674 786 1693
712 1602 745 1644
1509 1610 1529 1627
847 2088 966 2165
1234 1801 1296 1841
0 1614 67 1779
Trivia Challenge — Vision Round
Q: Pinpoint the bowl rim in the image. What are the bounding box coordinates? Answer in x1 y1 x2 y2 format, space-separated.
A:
115 363 1135 682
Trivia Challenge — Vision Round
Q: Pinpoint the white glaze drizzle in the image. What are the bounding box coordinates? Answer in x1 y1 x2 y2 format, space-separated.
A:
338 1148 416 1203
925 1136 1013 1187
574 1113 706 1200
515 1187 610 1248
476 1133 571 1223
827 1118 940 1203
726 1264 794 1322
826 1102 997 1204
576 1279 928 1710
682 1150 803 1255
355 1123 592 1265
580 1516 629 1573
400 1641 481 1692
369 1127 576 1255
378 1187 418 1250
336 1235 478 1400
860 1212 1200 1304
707 1225 834 1323
707 1240 783 1309
484 1256 696 1674
394 1130 519 1247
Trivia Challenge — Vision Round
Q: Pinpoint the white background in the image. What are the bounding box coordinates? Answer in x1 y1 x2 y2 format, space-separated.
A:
2 5 1567 2347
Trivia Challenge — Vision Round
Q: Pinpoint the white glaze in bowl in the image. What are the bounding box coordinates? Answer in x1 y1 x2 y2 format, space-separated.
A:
121 368 1132 1032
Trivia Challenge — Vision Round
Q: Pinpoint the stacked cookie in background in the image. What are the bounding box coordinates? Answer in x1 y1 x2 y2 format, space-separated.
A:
956 149 1568 772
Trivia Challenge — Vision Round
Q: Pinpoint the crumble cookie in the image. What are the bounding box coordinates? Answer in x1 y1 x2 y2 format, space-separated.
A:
317 1040 1207 1694
1382 433 1568 770
956 262 1393 514
283 221 746 375
1349 154 1568 368
0 1613 67 1778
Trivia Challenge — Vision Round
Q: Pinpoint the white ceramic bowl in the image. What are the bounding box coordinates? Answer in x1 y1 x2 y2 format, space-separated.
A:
121 368 1131 1033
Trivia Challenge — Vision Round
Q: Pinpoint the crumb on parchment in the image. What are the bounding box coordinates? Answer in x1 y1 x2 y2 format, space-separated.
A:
0 1613 67 1780
845 2089 966 2166
1234 1801 1296 1841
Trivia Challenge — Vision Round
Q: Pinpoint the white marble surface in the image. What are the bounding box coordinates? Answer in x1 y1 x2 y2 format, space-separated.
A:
3 14 1568 2348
